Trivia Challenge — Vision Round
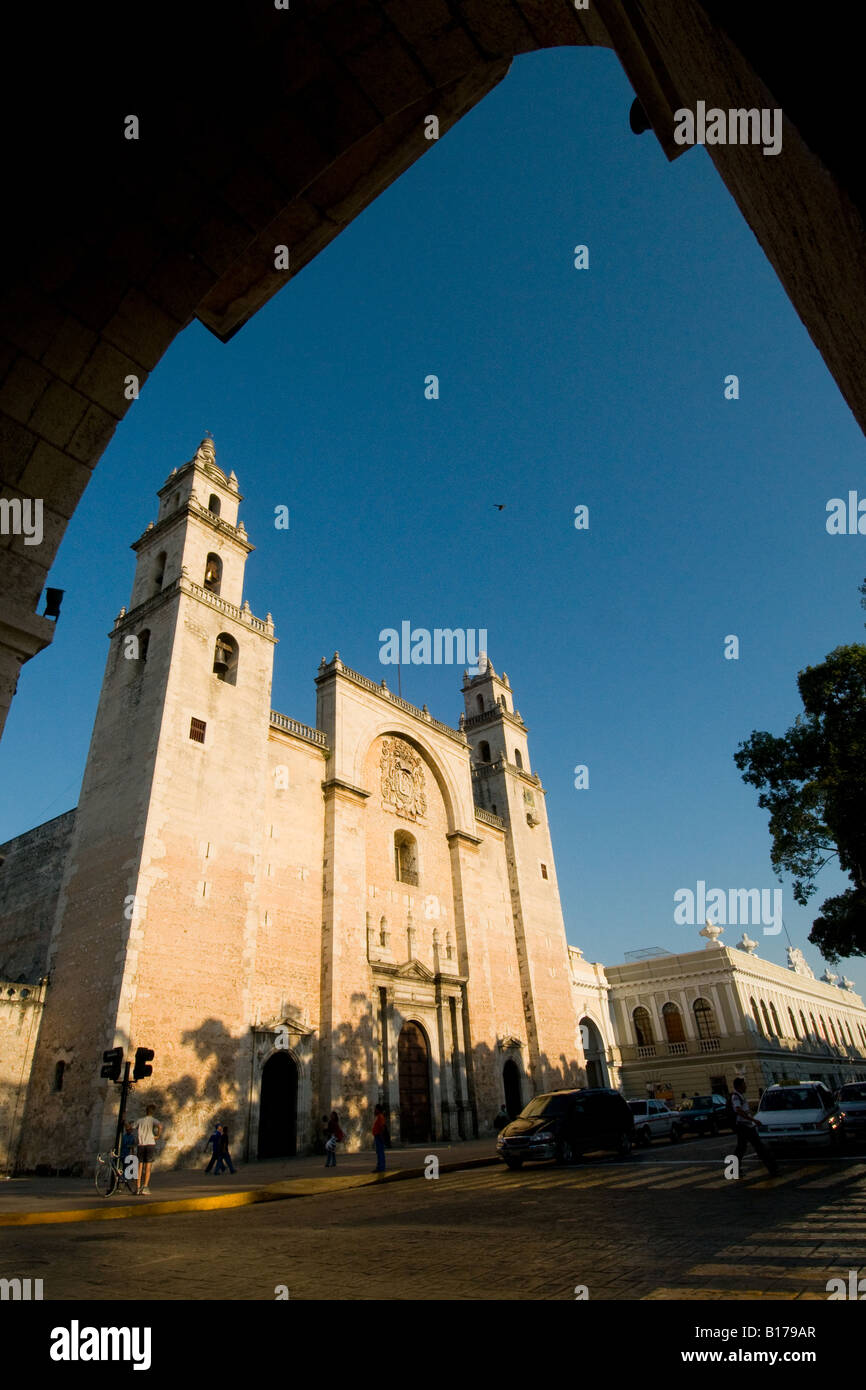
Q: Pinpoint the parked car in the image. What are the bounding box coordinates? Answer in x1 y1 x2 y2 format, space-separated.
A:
627 1098 682 1145
836 1082 866 1142
754 1081 843 1151
676 1094 731 1135
496 1088 634 1168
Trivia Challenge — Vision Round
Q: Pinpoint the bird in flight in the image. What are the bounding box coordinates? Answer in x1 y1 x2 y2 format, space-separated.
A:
494 504 505 511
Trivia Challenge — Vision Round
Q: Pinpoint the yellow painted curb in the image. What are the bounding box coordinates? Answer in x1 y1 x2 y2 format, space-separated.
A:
0 1156 500 1227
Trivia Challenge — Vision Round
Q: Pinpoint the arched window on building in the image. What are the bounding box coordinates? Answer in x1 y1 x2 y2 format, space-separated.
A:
750 997 763 1035
828 1017 840 1045
632 1007 654 1047
845 1020 856 1046
138 629 150 663
859 1024 866 1046
788 1007 800 1039
213 633 238 685
204 553 222 594
514 748 523 769
53 1060 65 1092
153 551 167 595
800 1010 808 1039
769 1002 782 1036
662 1002 686 1044
760 1000 774 1035
476 695 484 715
818 1014 829 1041
693 997 719 1040
394 830 419 886
809 1012 819 1040
479 741 491 763
208 493 221 516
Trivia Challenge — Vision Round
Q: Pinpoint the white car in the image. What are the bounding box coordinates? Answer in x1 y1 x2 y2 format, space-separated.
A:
755 1081 843 1151
627 1098 682 1145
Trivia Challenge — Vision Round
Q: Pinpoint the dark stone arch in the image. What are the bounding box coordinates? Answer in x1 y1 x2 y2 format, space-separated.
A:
3 1 866 740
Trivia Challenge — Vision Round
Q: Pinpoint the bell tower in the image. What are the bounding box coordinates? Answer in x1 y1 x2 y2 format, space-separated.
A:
461 660 585 1091
18 438 279 1170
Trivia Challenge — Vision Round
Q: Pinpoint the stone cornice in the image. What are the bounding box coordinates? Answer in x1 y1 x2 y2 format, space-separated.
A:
446 828 482 848
321 777 370 802
111 575 276 642
131 497 253 556
463 705 527 734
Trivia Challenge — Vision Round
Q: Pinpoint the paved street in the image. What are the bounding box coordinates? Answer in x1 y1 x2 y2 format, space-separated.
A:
3 1135 866 1300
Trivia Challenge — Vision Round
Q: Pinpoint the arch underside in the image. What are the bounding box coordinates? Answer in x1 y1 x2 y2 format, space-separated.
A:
3 1 865 738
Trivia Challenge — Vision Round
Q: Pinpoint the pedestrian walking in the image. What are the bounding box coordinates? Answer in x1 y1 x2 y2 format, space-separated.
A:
204 1123 222 1172
372 1104 387 1173
135 1104 161 1195
731 1076 778 1176
324 1110 344 1168
215 1122 236 1174
493 1103 509 1132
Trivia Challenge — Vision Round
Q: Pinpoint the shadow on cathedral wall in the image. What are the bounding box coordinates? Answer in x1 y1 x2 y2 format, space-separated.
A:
86 1003 590 1171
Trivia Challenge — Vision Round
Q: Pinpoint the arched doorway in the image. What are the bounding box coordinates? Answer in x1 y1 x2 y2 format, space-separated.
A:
398 1021 431 1143
257 1052 298 1159
580 1017 610 1088
502 1058 522 1118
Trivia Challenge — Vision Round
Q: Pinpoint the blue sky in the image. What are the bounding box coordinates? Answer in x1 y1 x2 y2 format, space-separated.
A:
3 47 865 992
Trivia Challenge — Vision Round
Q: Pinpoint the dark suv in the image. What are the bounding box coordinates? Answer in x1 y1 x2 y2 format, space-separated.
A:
496 1088 634 1168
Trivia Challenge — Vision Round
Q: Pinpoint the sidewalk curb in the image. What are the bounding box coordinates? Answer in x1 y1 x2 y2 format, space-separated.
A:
0 1155 501 1227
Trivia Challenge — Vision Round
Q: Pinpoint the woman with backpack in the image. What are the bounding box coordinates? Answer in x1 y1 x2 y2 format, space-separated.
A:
324 1110 344 1168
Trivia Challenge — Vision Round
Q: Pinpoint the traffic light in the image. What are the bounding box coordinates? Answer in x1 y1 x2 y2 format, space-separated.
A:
133 1047 154 1081
100 1046 123 1081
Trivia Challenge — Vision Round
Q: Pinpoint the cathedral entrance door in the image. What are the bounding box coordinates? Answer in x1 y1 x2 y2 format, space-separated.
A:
397 1021 431 1143
257 1052 298 1159
503 1058 522 1118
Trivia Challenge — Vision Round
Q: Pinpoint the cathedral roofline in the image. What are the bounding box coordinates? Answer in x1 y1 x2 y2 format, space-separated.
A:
315 654 469 750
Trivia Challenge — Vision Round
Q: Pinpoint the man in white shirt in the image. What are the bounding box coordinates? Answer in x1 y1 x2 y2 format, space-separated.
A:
135 1104 161 1195
731 1077 777 1176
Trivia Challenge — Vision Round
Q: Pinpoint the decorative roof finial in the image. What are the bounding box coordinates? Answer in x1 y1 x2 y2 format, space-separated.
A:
699 918 724 948
193 435 216 466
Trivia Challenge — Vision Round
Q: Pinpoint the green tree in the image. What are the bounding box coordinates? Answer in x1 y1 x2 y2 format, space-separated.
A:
733 582 866 962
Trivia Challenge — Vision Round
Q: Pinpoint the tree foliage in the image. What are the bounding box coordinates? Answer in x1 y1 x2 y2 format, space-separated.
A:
733 583 866 962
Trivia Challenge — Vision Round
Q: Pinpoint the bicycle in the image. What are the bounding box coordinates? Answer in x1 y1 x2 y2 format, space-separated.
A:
95 1149 139 1197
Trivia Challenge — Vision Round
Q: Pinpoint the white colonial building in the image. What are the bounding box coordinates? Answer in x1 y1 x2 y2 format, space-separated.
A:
570 924 866 1103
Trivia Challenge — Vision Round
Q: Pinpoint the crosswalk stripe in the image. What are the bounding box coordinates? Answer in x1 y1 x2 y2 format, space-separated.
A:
801 1164 866 1189
608 1167 704 1189
642 1287 804 1301
741 1165 818 1190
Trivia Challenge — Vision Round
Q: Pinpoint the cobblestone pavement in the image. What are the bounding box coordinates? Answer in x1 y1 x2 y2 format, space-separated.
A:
2 1139 866 1300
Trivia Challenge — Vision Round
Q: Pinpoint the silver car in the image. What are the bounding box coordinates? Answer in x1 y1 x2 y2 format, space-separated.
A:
627 1098 682 1146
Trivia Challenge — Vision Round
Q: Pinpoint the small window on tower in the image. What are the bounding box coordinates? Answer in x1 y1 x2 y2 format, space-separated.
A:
476 695 484 715
540 863 549 880
208 493 221 517
53 1060 66 1092
514 749 523 769
138 629 150 662
204 553 222 595
479 741 491 763
153 551 167 594
190 718 207 744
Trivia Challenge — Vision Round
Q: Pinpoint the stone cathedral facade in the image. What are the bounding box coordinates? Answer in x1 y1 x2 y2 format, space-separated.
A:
0 440 586 1171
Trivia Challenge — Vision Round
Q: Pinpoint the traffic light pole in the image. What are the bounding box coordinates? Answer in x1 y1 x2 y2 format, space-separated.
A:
112 1061 132 1157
